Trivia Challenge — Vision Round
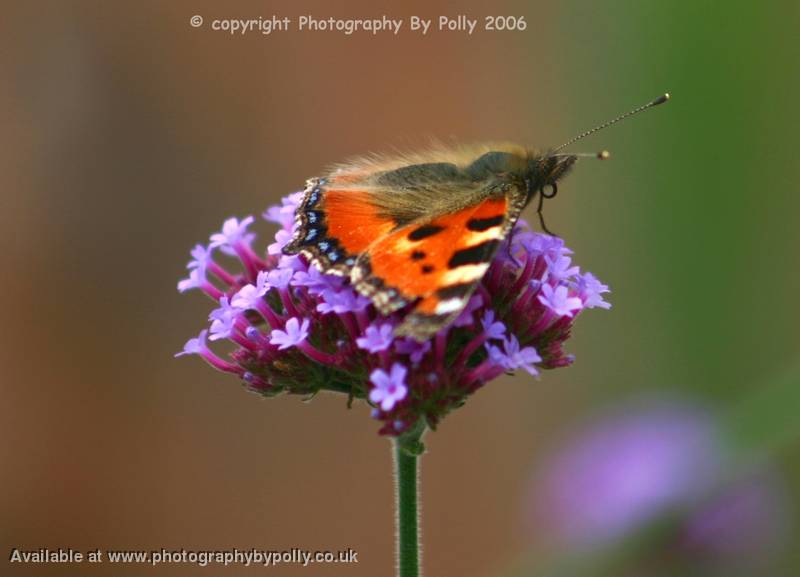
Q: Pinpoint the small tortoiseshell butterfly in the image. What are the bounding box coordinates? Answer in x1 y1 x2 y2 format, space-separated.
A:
284 94 669 341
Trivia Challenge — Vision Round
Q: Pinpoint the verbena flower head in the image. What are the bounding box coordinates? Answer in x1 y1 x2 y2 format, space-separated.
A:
176 193 610 435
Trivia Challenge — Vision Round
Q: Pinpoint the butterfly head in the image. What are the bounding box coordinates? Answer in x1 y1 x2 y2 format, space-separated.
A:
539 153 578 183
524 153 578 202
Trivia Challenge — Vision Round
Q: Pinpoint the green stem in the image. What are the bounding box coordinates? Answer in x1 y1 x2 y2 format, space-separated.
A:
394 420 426 577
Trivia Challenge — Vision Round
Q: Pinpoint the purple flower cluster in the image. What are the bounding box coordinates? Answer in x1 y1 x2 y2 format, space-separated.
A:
177 192 610 435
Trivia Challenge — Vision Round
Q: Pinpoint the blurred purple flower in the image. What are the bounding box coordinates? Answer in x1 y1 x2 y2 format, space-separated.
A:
527 397 794 575
531 401 724 548
176 191 610 435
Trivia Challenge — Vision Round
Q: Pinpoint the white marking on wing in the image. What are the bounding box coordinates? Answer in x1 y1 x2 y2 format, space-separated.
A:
434 298 466 315
442 263 490 285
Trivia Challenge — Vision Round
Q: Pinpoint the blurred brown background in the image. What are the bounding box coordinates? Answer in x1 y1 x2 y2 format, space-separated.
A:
2 1 798 576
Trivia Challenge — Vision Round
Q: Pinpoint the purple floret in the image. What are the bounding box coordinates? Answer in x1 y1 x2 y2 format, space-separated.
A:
357 323 395 353
269 317 310 350
369 364 408 411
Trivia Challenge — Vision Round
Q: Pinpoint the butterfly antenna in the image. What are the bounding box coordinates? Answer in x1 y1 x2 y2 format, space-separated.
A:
552 93 670 153
554 150 611 160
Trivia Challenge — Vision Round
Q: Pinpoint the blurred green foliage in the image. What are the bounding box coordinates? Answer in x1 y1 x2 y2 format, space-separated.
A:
524 1 800 574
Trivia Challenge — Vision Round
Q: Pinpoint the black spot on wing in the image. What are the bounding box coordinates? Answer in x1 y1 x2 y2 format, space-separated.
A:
421 265 434 274
408 224 445 241
447 240 500 268
411 250 426 261
466 215 504 231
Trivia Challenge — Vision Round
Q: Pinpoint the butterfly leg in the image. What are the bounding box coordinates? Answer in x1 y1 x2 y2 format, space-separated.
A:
536 192 558 237
504 226 522 267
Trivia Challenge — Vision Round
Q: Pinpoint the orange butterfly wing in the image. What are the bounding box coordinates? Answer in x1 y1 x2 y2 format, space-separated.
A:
283 176 397 275
353 193 527 340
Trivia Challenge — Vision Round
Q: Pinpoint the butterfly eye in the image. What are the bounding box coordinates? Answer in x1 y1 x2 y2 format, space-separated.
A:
541 183 558 199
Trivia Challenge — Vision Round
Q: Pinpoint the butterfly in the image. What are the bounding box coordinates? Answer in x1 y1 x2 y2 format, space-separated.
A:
283 95 669 341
